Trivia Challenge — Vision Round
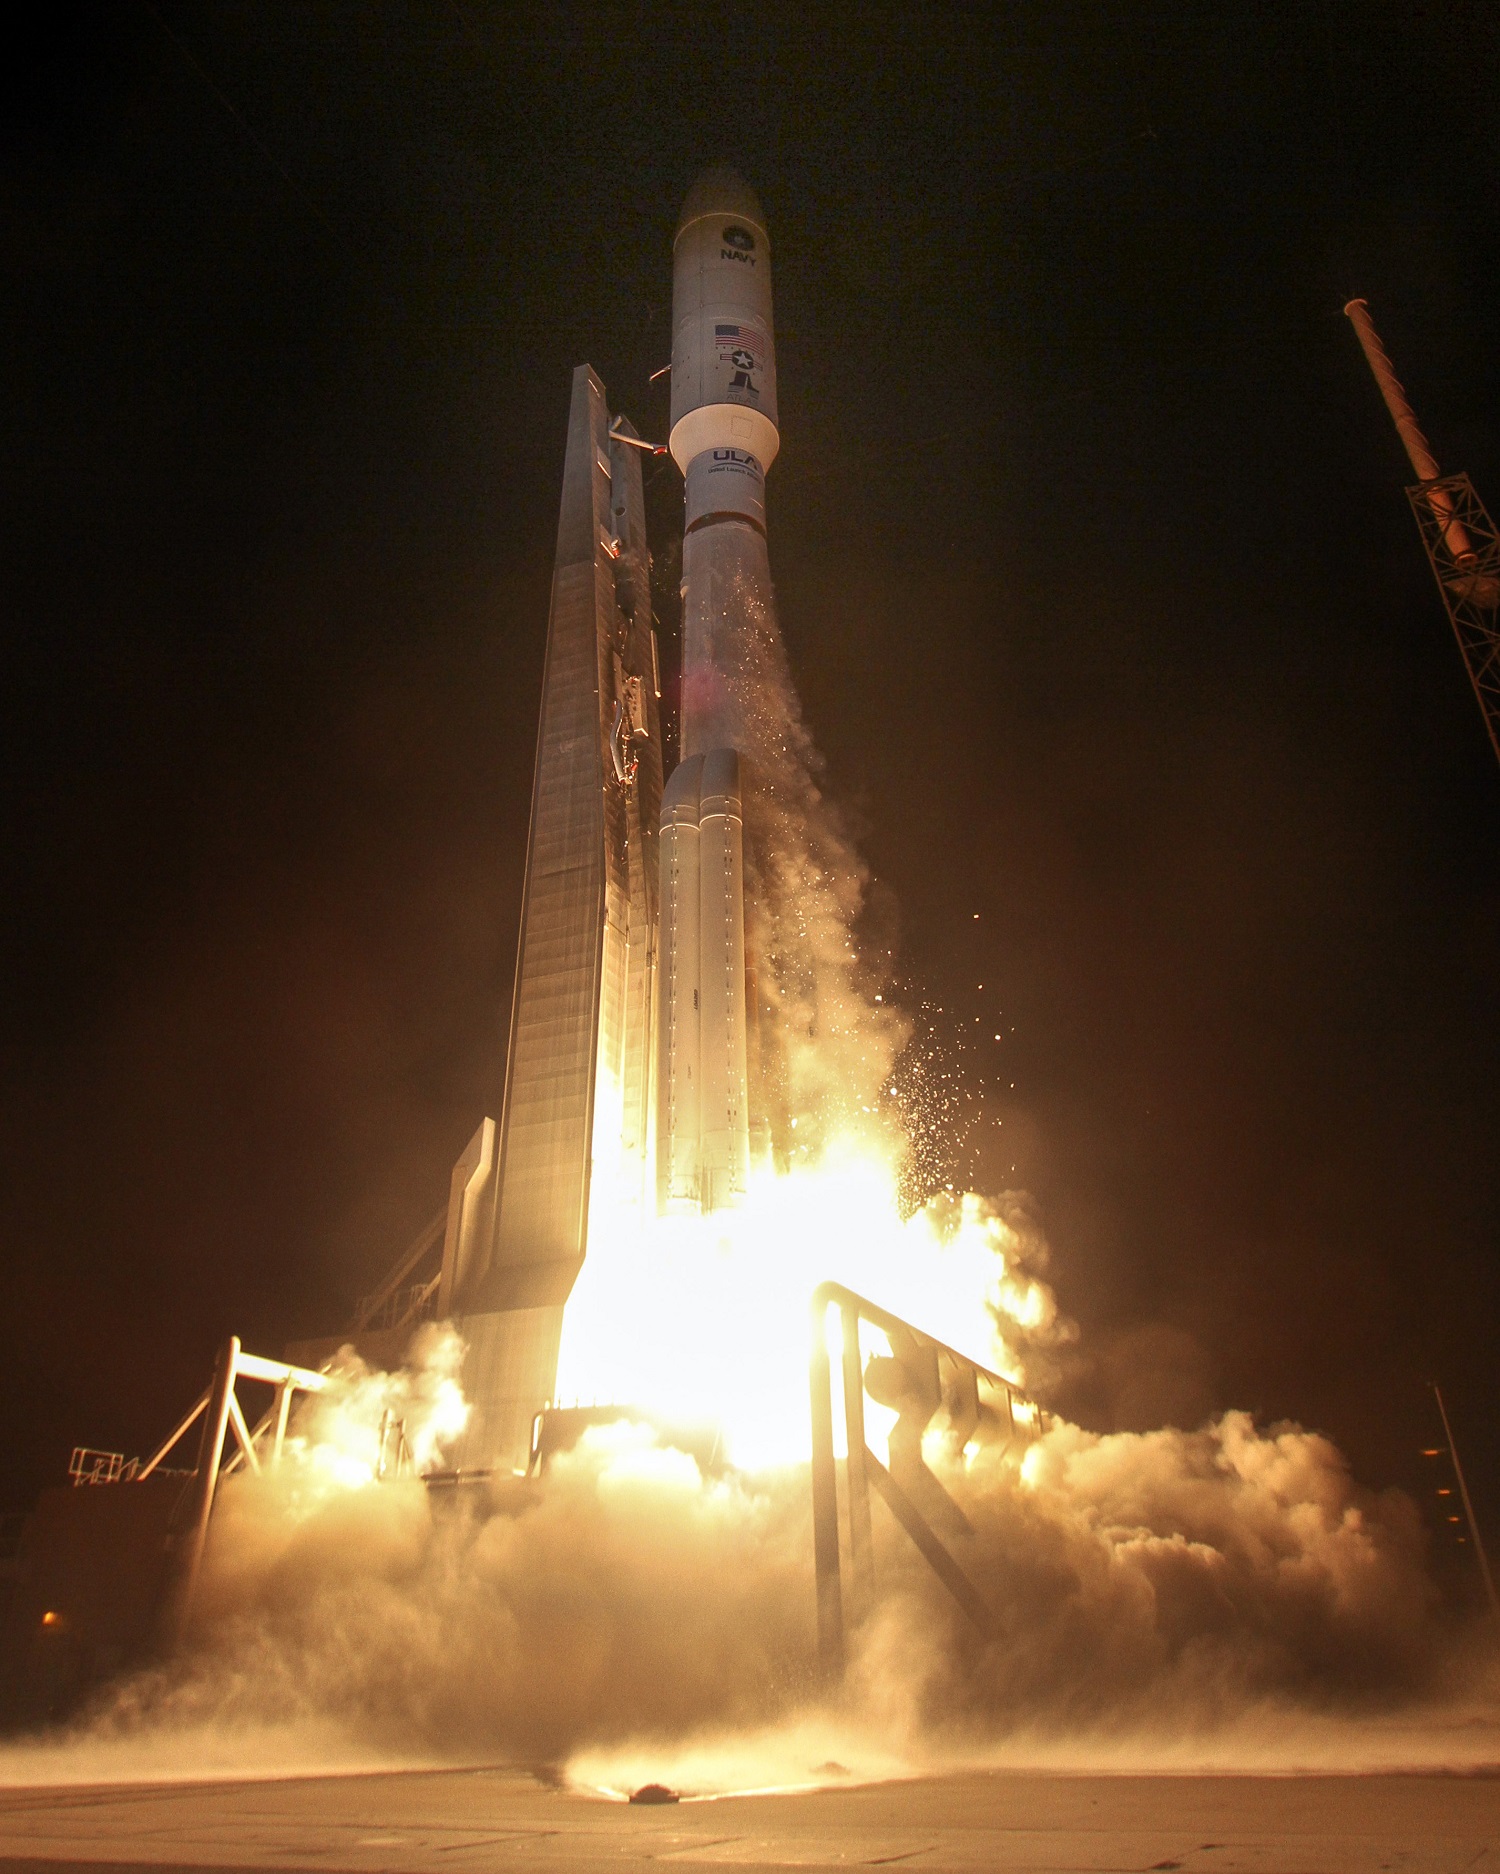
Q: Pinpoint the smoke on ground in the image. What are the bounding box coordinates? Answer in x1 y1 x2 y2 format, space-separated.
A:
3 1277 1493 1790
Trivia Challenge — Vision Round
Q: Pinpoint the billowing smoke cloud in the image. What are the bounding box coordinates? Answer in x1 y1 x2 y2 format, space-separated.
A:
288 1321 471 1483
23 1265 1485 1788
713 567 910 1167
92 1419 818 1766
859 1414 1439 1732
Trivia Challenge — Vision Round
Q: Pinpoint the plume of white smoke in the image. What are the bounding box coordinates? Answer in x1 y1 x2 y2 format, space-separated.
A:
48 1289 1477 1781
268 1320 469 1501
853 1412 1441 1740
709 565 909 1165
6 1236 1494 1791
94 1422 818 1764
54 1397 1480 1786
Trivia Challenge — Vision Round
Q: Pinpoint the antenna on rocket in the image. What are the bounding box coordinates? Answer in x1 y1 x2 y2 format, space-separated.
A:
1344 299 1500 771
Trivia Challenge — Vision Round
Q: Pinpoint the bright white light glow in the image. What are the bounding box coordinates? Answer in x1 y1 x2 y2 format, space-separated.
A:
555 1140 1059 1472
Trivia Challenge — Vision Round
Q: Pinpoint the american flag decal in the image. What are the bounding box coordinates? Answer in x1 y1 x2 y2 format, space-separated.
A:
715 324 741 337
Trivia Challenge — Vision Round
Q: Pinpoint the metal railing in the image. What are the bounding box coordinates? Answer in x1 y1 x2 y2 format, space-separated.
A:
354 1273 442 1334
69 1447 137 1487
353 1205 448 1332
810 1281 1044 1676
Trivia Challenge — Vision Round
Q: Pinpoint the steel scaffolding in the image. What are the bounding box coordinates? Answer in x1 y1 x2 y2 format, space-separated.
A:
1345 300 1500 773
1405 474 1500 770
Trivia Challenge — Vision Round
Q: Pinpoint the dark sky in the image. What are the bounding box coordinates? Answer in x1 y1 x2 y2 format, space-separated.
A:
2 3 1497 1586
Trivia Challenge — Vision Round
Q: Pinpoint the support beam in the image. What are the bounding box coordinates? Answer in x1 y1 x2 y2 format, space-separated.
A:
156 1335 238 1650
234 1351 329 1389
1433 1382 1500 1624
354 1205 448 1330
136 1391 208 1481
226 1389 261 1473
863 1447 995 1638
809 1297 844 1679
272 1380 294 1468
809 1281 1035 1675
839 1301 873 1615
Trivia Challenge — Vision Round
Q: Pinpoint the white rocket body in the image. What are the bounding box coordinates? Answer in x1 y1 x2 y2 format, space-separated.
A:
657 170 780 1214
668 172 778 479
657 749 749 1211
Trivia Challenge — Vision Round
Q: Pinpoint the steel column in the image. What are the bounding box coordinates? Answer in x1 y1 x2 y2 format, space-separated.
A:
157 1334 238 1649
809 1295 844 1677
840 1301 874 1615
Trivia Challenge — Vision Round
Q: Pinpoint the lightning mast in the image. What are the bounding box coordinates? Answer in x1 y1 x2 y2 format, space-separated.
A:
1345 299 1500 771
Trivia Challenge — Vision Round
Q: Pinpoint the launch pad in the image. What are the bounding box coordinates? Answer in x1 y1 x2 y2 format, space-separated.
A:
1 1271 1045 1719
0 1762 1493 1873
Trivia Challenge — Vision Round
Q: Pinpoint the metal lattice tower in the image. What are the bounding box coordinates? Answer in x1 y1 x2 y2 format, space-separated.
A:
1404 475 1500 767
1346 300 1500 772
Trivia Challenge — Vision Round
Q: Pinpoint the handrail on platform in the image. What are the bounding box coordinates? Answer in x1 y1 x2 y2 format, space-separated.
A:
809 1281 1044 1678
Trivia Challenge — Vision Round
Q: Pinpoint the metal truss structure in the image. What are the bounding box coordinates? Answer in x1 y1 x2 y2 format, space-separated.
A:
352 1203 447 1335
809 1282 1044 1677
1406 473 1500 770
1343 301 1500 774
134 1339 330 1489
68 1338 331 1647
67 1447 140 1487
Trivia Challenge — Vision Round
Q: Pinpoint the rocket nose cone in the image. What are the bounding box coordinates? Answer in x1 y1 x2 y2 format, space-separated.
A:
676 166 767 243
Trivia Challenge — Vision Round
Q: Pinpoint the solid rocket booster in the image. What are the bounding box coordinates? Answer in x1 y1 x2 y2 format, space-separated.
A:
657 169 780 1213
657 748 749 1211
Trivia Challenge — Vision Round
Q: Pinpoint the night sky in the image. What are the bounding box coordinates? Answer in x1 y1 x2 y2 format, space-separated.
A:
3 5 1497 1588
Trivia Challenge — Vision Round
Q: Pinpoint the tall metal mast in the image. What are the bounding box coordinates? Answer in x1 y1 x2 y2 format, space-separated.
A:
1345 299 1500 771
1430 1382 1500 1624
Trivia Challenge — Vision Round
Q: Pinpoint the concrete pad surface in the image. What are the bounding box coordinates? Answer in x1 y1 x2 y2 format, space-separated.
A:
0 1764 1495 1873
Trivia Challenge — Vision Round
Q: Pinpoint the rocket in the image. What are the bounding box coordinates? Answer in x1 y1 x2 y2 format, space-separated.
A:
656 168 780 1214
403 170 778 1468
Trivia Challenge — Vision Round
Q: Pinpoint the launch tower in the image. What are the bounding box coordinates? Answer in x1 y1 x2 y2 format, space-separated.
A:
1345 299 1500 771
435 365 663 1470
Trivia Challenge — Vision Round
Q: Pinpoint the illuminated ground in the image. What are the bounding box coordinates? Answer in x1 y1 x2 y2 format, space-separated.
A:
0 1765 1495 1871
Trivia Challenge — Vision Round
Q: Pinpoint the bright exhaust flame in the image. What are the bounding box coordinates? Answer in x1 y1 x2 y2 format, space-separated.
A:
546 555 1073 1472
555 1142 1067 1473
